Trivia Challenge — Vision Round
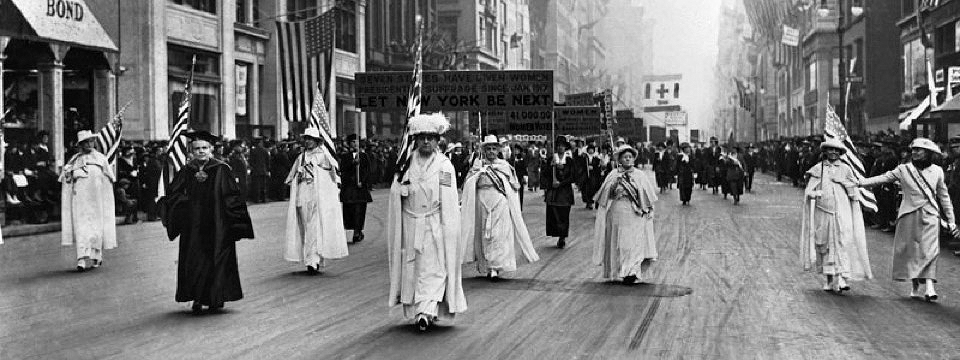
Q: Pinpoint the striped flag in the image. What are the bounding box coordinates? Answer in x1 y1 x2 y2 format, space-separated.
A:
825 105 878 212
394 17 425 183
308 80 339 171
95 115 122 162
95 100 133 163
276 7 338 124
158 55 196 198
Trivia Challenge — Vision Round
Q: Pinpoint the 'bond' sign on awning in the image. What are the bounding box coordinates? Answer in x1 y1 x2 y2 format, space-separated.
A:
0 0 118 52
355 70 554 112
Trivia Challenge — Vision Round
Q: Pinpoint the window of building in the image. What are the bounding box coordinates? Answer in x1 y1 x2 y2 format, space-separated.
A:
806 56 817 91
832 56 840 87
904 42 912 94
954 21 960 53
170 0 217 15
168 45 221 132
237 0 248 23
286 0 316 21
337 1 358 53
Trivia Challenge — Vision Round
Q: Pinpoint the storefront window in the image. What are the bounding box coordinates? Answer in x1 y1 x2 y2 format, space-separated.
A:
169 0 217 15
168 45 221 132
169 79 220 133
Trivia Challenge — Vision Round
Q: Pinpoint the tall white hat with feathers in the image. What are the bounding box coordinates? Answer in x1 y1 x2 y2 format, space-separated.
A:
407 113 450 135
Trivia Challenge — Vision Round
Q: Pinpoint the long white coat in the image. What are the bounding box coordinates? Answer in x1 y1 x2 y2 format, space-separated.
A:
460 159 539 267
283 147 348 262
60 151 116 250
386 151 466 319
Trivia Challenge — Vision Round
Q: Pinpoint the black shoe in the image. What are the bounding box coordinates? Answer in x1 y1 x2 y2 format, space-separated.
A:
306 265 319 274
192 302 203 314
557 238 566 249
622 275 638 285
416 315 429 332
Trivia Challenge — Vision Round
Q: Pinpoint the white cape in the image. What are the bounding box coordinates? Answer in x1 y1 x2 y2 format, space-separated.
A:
460 160 539 265
283 149 349 262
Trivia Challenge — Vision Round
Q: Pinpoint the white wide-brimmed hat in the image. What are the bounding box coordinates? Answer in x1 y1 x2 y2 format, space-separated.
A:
302 127 322 140
819 138 846 152
910 137 942 155
408 113 450 135
76 130 97 144
481 134 501 146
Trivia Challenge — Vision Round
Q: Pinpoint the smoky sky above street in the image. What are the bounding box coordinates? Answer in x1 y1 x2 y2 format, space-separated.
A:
618 0 722 132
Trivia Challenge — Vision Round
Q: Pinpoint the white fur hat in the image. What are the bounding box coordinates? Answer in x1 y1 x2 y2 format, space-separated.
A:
408 113 450 135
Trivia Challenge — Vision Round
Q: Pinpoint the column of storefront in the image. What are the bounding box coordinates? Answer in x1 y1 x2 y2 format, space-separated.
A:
93 68 117 130
222 0 237 139
39 44 70 170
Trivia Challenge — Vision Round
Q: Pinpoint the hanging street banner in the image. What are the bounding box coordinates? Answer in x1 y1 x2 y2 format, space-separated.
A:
781 25 800 47
664 111 688 126
484 106 602 136
564 92 596 106
355 70 553 112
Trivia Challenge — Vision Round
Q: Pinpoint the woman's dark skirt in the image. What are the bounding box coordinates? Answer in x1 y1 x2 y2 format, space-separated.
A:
546 205 571 237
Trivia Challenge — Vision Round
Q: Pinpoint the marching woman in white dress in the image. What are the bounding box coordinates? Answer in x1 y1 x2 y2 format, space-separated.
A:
593 145 659 284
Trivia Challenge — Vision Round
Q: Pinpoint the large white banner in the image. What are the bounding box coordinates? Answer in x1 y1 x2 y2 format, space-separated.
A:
236 64 248 116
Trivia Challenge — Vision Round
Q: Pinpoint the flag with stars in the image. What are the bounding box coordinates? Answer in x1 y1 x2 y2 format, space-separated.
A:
825 105 877 212
394 17 425 183
276 6 338 124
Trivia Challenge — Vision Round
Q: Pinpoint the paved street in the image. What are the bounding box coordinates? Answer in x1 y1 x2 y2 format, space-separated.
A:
3 172 960 359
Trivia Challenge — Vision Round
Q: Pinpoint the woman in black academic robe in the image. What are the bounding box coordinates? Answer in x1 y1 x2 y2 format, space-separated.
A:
162 131 254 313
544 139 576 249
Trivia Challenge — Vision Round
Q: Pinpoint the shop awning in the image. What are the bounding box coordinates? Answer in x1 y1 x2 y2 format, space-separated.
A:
900 96 930 130
0 0 117 52
933 93 960 112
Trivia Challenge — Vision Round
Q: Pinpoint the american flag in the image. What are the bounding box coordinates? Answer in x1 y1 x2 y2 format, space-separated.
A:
158 55 196 198
276 7 338 124
308 80 339 171
824 105 878 212
394 17 425 183
95 112 123 163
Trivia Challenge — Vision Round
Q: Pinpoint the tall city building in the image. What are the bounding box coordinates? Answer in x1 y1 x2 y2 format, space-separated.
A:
529 0 608 101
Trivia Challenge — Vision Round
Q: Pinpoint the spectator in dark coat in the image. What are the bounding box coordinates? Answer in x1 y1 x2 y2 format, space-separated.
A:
508 144 528 207
248 139 271 203
743 144 757 192
227 141 249 203
339 134 375 242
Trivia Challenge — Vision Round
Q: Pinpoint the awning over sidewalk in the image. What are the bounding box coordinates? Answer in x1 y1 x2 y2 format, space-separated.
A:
0 0 117 52
900 96 930 130
933 93 960 112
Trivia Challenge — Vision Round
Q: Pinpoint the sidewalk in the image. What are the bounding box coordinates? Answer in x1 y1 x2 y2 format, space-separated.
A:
2 216 138 238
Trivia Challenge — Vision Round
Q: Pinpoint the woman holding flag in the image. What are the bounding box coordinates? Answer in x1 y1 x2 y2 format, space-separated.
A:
801 138 872 293
855 138 960 301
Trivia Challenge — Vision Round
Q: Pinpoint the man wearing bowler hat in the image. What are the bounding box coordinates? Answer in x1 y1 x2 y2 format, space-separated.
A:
340 133 374 243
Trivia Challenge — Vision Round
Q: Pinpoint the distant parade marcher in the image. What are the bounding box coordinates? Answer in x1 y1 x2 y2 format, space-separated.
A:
283 128 348 274
801 138 872 293
677 142 695 205
385 113 466 331
507 144 528 207
582 145 603 209
706 137 723 194
461 135 539 280
593 145 659 284
340 134 375 243
723 147 746 205
60 130 116 271
227 141 249 202
544 136 577 249
856 138 960 301
652 142 671 193
743 144 757 192
160 130 254 313
248 138 271 203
